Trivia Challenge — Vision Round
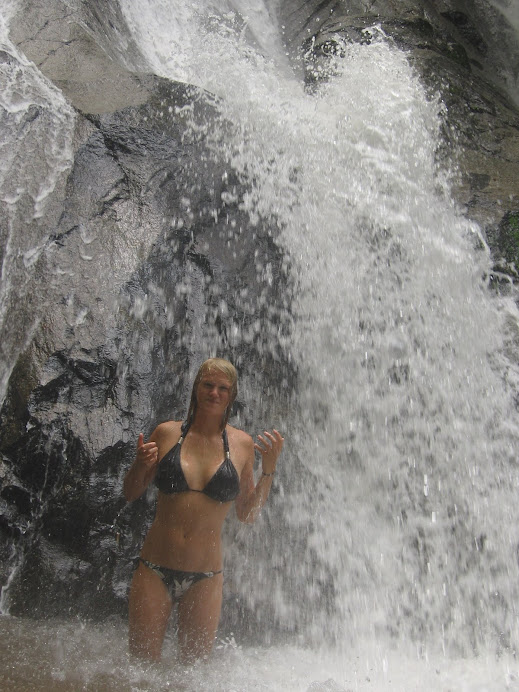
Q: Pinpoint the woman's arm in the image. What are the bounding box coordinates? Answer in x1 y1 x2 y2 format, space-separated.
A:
235 429 284 524
123 431 159 502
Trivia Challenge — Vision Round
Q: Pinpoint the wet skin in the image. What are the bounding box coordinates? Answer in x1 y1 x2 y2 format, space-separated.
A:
123 371 284 662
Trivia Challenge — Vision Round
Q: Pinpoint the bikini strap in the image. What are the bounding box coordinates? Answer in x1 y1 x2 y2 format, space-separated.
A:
179 419 191 444
222 427 230 460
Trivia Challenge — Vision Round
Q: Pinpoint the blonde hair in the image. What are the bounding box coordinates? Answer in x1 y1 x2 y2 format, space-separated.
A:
186 358 238 429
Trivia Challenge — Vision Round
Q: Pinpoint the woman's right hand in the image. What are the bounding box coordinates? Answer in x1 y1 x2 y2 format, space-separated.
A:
136 433 159 469
124 433 159 502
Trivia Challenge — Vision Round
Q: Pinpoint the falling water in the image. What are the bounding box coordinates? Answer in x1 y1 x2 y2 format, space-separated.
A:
2 0 519 689
120 0 519 651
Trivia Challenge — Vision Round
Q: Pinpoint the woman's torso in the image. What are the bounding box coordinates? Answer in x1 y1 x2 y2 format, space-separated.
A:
140 420 249 571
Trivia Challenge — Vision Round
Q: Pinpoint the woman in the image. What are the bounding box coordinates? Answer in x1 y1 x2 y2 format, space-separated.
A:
123 358 284 662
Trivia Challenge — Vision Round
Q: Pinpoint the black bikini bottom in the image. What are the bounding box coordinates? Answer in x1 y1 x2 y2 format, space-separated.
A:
139 558 222 602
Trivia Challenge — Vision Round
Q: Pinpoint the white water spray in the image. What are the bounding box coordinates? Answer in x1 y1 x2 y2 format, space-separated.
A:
120 0 519 656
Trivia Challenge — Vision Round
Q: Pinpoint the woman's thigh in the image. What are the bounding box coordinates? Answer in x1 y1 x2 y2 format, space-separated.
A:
177 572 223 663
128 561 172 661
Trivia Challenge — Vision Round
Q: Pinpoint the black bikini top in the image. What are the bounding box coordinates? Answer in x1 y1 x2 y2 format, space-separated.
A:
154 420 240 503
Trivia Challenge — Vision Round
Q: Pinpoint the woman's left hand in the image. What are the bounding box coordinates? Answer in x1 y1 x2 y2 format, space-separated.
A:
254 429 284 475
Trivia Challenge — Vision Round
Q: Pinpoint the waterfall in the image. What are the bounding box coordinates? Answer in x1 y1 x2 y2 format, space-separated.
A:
117 0 519 654
2 0 519 688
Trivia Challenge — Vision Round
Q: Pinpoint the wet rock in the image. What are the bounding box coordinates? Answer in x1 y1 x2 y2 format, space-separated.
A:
8 0 150 114
440 10 488 55
0 0 293 619
487 211 519 281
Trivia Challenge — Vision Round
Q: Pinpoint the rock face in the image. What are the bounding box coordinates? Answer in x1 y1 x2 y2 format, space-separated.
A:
0 0 292 620
0 0 518 640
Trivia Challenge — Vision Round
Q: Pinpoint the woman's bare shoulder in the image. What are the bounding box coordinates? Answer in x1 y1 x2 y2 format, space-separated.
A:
227 425 254 448
151 420 182 441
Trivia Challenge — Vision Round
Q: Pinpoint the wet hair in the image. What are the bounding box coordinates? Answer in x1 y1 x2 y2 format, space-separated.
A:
186 358 238 429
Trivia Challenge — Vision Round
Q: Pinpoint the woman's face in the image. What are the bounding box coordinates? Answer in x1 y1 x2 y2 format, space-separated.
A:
196 370 232 416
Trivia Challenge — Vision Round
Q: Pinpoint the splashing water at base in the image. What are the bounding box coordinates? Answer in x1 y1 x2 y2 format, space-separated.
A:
1 615 519 692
